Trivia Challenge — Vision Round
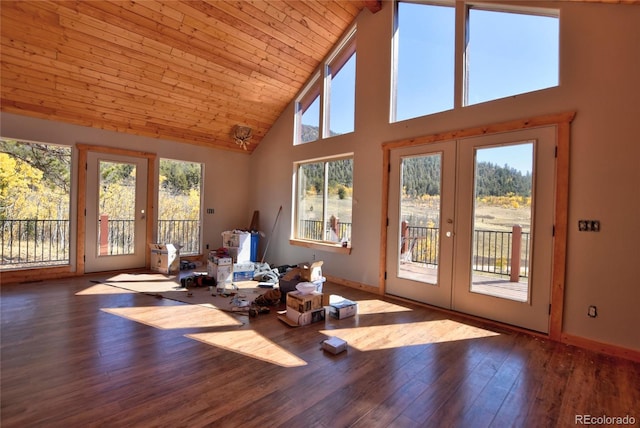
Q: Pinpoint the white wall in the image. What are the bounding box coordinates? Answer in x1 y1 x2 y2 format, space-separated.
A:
249 2 640 351
0 113 253 266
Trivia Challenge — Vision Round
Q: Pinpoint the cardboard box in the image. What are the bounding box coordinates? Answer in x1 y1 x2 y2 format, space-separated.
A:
299 261 323 282
222 230 250 248
149 243 180 274
207 261 232 287
285 307 325 326
233 262 255 282
278 277 325 302
328 295 358 319
322 336 347 354
222 231 258 263
286 290 323 313
208 253 232 265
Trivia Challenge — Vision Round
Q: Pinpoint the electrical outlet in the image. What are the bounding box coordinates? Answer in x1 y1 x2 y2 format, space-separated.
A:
312 253 316 261
206 208 214 214
588 305 598 318
578 220 600 232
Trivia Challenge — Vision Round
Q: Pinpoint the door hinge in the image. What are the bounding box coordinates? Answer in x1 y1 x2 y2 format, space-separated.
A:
554 146 558 158
386 217 389 227
552 225 555 236
384 271 387 280
549 304 552 315
388 163 391 173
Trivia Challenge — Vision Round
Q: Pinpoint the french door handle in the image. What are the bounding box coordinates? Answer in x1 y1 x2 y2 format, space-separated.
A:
446 219 453 237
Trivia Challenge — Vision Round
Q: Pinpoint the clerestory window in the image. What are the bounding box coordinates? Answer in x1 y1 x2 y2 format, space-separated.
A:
392 1 559 122
295 26 356 144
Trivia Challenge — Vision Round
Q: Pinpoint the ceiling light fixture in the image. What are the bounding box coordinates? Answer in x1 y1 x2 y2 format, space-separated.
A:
232 125 253 150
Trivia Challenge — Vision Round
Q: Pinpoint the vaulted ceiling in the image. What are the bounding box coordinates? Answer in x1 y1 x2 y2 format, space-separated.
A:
1 1 380 154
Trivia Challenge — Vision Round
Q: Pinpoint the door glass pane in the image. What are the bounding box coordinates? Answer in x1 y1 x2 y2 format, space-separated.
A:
98 160 136 256
470 142 533 302
398 154 442 285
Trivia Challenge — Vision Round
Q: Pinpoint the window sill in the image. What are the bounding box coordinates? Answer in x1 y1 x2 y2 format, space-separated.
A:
289 239 352 255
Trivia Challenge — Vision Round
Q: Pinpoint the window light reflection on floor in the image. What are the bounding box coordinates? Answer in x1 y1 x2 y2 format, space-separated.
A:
101 306 243 330
187 330 308 368
320 319 500 352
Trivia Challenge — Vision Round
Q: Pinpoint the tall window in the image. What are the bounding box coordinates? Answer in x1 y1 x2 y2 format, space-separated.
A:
0 139 71 268
295 155 353 246
393 2 559 121
158 159 202 255
298 74 321 144
295 26 356 144
394 2 455 121
327 39 356 136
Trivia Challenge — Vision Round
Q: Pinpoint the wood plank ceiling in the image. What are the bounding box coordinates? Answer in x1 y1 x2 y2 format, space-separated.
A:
1 1 380 154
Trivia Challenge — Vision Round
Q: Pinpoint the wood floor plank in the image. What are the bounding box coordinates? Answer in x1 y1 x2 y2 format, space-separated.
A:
2 274 639 427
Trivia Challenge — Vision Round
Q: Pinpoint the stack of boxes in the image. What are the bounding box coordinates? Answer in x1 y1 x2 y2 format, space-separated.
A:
221 230 258 282
207 253 233 291
285 290 326 326
279 260 326 301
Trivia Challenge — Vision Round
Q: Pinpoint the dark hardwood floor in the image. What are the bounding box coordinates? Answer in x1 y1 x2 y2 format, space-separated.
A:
1 273 639 427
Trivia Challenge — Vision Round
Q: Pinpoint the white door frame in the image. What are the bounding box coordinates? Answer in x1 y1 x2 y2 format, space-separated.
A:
76 144 156 274
385 142 456 309
450 127 556 333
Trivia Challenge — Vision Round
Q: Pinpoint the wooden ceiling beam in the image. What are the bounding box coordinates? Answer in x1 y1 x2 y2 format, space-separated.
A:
363 1 383 14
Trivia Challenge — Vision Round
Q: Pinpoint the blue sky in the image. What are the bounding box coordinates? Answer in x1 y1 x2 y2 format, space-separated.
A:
309 2 558 173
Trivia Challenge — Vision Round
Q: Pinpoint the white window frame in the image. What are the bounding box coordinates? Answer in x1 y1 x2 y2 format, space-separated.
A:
294 25 357 145
391 1 559 122
290 154 354 254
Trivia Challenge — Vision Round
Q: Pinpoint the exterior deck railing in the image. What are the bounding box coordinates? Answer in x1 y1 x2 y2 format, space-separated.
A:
1 218 200 268
4 217 526 278
157 220 200 254
299 219 352 243
299 220 530 279
1 219 70 267
401 223 530 279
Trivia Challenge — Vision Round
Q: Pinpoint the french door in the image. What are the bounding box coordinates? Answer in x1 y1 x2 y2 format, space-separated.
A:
386 126 556 333
386 141 456 309
84 151 148 273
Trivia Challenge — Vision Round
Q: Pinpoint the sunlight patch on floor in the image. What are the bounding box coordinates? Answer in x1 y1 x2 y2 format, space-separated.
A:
187 330 308 367
321 319 500 352
101 305 243 329
76 283 137 295
355 299 414 315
